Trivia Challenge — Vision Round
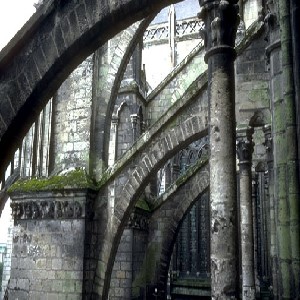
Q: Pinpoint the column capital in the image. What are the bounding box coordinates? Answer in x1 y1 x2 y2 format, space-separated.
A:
111 116 119 126
263 124 273 162
127 210 149 231
236 127 254 166
130 114 139 125
198 0 240 61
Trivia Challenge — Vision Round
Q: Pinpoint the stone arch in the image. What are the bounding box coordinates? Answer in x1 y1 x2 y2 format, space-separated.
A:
89 112 208 298
85 70 208 297
152 169 209 297
90 17 153 179
115 100 129 118
0 0 182 177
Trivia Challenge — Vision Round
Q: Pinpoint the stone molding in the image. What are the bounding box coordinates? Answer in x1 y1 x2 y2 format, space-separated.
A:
11 199 85 220
236 127 254 166
263 124 273 161
143 17 204 44
198 0 240 51
127 209 149 231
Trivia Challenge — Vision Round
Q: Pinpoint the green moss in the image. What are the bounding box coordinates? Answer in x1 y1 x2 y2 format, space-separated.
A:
8 168 97 193
135 197 151 211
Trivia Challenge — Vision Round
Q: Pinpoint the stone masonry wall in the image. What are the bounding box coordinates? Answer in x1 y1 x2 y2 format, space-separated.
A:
146 43 206 126
0 219 13 299
109 213 149 300
235 30 270 166
7 190 88 300
52 56 93 173
109 228 133 300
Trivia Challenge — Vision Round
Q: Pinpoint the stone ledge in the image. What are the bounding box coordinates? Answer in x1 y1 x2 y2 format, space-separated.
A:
7 168 96 194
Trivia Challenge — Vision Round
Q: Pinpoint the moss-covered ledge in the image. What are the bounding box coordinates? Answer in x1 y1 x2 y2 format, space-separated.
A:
7 168 97 194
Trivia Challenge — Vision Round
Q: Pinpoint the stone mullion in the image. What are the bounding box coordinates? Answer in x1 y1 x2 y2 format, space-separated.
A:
38 106 46 177
48 93 57 175
31 117 40 177
236 127 255 300
198 0 239 298
190 205 197 275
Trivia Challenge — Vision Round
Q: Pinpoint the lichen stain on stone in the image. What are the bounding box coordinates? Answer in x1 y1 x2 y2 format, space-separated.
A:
213 219 220 233
8 168 96 193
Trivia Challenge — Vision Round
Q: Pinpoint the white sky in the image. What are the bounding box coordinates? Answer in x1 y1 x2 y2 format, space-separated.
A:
0 0 36 243
0 0 36 50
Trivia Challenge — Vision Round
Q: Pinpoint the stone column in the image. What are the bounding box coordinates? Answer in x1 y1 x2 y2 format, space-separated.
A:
278 1 300 296
130 114 139 142
251 175 259 293
198 1 240 298
266 0 300 297
109 117 119 166
263 124 277 296
237 127 255 299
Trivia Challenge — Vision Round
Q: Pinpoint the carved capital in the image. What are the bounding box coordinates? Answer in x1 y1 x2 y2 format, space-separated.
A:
264 0 278 27
130 114 139 126
236 127 254 166
127 210 149 231
263 124 273 162
198 0 240 55
264 0 279 45
111 116 119 126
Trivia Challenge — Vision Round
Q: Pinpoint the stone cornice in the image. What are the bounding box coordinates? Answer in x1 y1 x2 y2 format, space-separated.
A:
10 190 91 220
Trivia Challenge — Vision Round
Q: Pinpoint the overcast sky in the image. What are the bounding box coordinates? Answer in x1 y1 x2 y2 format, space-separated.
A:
0 0 36 243
0 0 36 50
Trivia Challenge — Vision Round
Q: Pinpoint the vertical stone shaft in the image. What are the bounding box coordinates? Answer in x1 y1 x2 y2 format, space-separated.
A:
278 1 300 297
198 0 239 298
237 127 255 300
263 124 278 296
266 1 293 296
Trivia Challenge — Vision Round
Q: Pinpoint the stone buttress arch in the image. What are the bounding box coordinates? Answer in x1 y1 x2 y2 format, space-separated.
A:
149 164 209 298
0 0 182 177
89 17 153 179
86 82 208 298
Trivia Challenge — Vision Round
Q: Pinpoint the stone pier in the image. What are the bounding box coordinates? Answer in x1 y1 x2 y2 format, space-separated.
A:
237 127 255 299
198 0 240 298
